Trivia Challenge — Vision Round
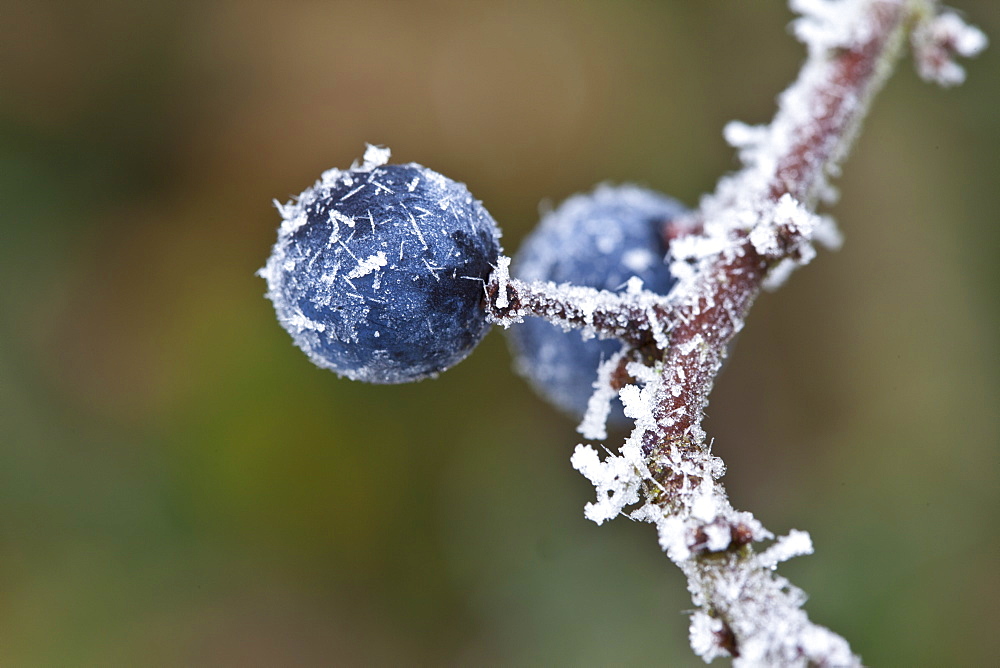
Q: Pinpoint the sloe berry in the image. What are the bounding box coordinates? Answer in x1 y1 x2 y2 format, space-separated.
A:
260 148 502 383
506 184 685 426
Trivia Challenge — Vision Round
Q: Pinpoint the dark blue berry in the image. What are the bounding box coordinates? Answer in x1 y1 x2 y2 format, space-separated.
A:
506 184 685 426
261 149 502 383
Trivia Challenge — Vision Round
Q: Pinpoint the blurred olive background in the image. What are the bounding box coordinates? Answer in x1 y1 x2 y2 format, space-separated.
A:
1 1 997 665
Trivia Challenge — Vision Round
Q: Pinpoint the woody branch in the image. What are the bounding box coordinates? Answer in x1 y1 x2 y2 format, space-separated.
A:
486 0 983 664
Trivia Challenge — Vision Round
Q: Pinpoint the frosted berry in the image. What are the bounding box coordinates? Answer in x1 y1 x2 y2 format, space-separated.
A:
506 184 685 425
260 147 502 383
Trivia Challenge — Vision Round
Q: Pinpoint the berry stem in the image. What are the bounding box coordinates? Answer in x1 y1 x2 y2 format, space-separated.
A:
485 276 670 353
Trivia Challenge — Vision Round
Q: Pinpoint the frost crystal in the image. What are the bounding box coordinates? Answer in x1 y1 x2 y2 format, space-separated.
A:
702 520 732 552
577 350 626 441
759 529 814 570
361 143 391 169
689 611 730 662
570 441 646 525
346 251 388 279
791 0 873 55
494 255 511 309
912 11 988 86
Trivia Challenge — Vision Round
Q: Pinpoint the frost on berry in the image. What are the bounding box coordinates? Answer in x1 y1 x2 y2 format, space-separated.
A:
505 184 686 427
260 146 502 383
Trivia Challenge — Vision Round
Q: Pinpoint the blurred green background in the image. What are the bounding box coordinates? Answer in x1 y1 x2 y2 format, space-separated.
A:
1 1 997 665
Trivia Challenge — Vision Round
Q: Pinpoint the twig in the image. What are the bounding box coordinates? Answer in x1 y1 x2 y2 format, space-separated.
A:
487 0 984 664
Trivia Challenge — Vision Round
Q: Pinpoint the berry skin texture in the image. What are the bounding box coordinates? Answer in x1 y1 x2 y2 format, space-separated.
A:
506 184 685 426
260 148 502 384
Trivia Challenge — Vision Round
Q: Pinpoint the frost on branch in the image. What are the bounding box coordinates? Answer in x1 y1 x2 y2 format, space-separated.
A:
912 10 988 86
569 362 854 666
791 0 880 56
484 0 983 664
485 270 672 353
576 349 628 441
570 441 645 525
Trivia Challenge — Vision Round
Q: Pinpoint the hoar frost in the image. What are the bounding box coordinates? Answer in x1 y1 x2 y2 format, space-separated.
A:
261 146 502 383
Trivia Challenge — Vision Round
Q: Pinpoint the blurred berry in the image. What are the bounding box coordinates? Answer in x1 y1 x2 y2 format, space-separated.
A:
507 184 685 426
